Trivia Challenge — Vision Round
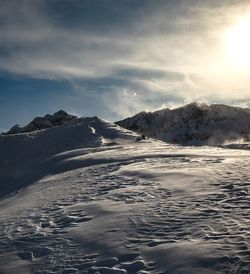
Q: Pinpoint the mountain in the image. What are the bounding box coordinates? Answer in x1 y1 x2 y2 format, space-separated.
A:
116 102 250 145
0 116 137 198
4 110 77 135
0 113 250 274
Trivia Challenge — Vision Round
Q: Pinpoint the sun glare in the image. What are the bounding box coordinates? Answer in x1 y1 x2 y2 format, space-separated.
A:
224 15 250 66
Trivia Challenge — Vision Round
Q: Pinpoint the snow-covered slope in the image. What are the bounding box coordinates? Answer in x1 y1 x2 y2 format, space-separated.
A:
116 102 250 145
0 114 250 274
4 110 77 135
0 116 137 198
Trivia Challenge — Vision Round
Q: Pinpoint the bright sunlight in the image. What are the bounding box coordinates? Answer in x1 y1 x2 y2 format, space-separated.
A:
224 15 250 67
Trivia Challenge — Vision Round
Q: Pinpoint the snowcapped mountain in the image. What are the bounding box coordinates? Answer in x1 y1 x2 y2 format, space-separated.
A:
116 102 250 145
0 112 250 274
4 110 77 135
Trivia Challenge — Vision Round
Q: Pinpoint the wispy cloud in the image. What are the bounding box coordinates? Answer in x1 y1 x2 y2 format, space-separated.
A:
1 0 250 123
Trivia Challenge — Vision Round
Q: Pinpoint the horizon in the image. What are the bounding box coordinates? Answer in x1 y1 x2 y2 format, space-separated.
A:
1 0 250 131
2 101 249 134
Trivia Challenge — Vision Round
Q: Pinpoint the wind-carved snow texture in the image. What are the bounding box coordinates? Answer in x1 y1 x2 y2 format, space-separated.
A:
0 116 249 273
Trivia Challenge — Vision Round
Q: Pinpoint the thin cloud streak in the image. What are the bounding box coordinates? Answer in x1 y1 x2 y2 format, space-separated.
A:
0 0 250 122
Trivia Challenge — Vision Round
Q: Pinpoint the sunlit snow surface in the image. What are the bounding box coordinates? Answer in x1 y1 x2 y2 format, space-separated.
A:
0 117 249 274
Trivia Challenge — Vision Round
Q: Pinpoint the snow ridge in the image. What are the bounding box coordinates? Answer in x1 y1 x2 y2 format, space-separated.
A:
116 102 250 145
0 116 138 198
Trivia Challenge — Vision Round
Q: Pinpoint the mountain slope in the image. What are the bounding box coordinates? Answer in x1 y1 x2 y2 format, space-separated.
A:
116 102 250 145
0 112 250 274
0 116 137 198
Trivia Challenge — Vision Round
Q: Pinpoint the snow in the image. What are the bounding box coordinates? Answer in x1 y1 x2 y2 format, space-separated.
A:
116 102 250 146
0 116 249 273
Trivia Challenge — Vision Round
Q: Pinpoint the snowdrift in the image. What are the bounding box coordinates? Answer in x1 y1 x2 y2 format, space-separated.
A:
0 112 249 274
0 116 137 198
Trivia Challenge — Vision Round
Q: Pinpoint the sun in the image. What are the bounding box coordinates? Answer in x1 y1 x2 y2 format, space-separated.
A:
224 15 250 66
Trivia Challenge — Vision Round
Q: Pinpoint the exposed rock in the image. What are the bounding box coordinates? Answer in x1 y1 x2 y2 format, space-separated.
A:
116 102 250 145
4 110 77 135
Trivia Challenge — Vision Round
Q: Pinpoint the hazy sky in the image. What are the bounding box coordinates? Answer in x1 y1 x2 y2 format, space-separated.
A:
1 0 250 130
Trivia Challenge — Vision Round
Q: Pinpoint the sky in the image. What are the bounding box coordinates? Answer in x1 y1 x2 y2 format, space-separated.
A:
1 0 250 131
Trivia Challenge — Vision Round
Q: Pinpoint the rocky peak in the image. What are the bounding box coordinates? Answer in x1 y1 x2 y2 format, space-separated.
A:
4 110 77 135
116 102 250 145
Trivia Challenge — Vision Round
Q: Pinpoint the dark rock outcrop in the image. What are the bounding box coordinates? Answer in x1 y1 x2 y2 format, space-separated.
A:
5 110 77 135
116 102 250 145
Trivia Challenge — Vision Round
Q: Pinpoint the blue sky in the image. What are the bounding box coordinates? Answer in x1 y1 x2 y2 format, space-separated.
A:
1 0 250 131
